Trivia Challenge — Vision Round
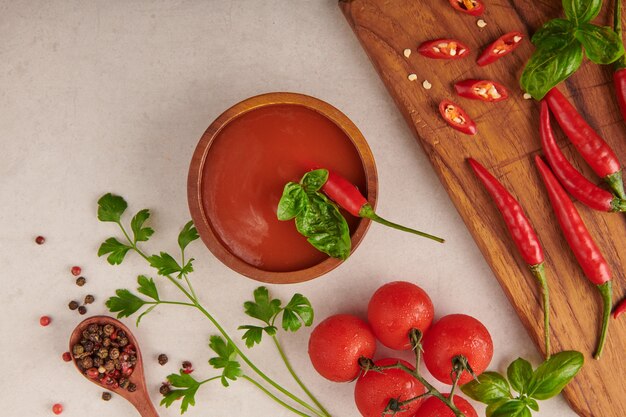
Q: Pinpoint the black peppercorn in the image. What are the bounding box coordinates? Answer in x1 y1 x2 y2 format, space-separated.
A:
76 276 86 286
103 337 111 347
93 357 103 368
97 347 109 359
157 353 168 365
103 324 114 336
104 360 115 372
84 294 95 304
81 356 94 369
119 378 129 389
101 392 112 401
78 305 87 315
127 383 137 392
118 337 128 347
182 360 192 369
68 301 79 310
81 340 95 353
159 383 171 396
88 323 99 333
72 344 84 356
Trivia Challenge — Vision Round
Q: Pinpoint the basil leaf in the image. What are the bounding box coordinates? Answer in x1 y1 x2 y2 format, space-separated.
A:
461 372 513 404
507 357 534 395
576 23 625 64
524 397 540 412
491 399 531 417
532 19 576 50
277 183 307 221
486 399 510 417
527 350 584 400
301 169 329 192
295 192 351 260
563 0 601 25
520 39 583 100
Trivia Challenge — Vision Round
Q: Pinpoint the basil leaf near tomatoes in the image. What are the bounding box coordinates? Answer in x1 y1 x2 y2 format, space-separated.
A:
277 171 351 260
461 351 583 417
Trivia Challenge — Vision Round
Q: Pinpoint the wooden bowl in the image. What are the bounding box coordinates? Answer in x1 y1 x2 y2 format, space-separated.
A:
187 92 377 284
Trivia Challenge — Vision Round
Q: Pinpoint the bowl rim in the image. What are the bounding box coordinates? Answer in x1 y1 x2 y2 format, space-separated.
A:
187 92 378 284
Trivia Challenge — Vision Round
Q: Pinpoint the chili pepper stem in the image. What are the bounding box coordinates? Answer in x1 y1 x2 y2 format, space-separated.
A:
615 0 626 70
359 204 445 243
594 281 612 360
530 263 551 359
610 197 626 212
605 171 626 200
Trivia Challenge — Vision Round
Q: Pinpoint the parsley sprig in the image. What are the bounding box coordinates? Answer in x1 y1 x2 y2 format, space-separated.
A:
97 193 330 417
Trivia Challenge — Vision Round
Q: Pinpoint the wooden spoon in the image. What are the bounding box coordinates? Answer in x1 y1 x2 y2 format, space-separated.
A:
69 316 160 417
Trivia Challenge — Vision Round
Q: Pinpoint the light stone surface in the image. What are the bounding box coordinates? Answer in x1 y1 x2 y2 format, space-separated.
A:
0 1 577 416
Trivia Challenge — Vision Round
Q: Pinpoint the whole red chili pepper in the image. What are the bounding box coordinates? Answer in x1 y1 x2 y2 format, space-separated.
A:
439 100 477 135
454 79 508 102
545 88 626 199
614 298 626 320
468 158 551 357
614 0 626 124
539 101 626 212
477 32 524 66
320 170 444 243
418 39 470 60
535 156 612 360
448 0 484 16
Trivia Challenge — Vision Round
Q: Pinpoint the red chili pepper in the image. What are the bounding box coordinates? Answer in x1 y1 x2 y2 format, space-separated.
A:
535 156 612 360
539 101 626 212
454 79 508 102
468 158 551 357
418 39 470 60
477 32 524 66
614 0 626 131
545 88 626 199
614 298 626 319
439 100 477 135
448 0 484 16
320 170 445 243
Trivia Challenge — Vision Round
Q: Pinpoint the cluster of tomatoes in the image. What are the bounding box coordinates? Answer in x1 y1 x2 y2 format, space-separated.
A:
308 281 494 417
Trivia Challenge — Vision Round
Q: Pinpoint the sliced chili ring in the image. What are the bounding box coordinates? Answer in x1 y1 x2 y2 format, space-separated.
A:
477 32 524 66
439 100 477 135
418 39 470 60
448 0 485 16
454 79 509 102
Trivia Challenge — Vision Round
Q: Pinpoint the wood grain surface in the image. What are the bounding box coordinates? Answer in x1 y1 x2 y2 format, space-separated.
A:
339 1 626 416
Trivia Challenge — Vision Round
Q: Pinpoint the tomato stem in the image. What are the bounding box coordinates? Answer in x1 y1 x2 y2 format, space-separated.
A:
594 282 612 360
530 263 551 359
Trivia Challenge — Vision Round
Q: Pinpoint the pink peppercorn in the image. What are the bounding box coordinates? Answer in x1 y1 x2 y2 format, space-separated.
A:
62 352 72 362
52 403 63 414
40 316 51 326
35 236 46 245
71 266 82 276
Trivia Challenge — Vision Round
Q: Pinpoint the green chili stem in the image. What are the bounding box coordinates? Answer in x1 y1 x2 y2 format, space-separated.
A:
530 263 551 359
594 281 612 360
272 335 332 417
606 172 626 200
242 375 314 417
359 205 444 243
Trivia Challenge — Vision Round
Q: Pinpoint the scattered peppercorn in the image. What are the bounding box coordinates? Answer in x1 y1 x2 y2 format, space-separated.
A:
182 360 194 374
52 403 63 414
158 353 168 365
128 383 137 392
62 352 72 362
159 382 171 396
75 276 86 286
40 316 51 326
35 235 45 245
68 300 79 310
71 266 82 276
102 392 112 401
84 294 95 304
78 306 87 315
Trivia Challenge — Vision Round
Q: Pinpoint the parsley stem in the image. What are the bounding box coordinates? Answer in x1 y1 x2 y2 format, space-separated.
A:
242 375 314 417
199 376 221 385
272 335 331 417
149 300 196 308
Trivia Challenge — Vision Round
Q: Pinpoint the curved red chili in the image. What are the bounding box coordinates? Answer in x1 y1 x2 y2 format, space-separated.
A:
439 100 477 135
477 32 524 66
535 155 612 359
614 298 626 320
454 79 508 102
614 0 626 132
539 101 626 212
448 0 484 16
418 39 470 60
321 170 444 243
545 88 626 199
469 158 551 356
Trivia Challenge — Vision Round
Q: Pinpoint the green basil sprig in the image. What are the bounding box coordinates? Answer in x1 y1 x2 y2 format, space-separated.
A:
520 0 624 100
277 169 351 260
461 351 584 417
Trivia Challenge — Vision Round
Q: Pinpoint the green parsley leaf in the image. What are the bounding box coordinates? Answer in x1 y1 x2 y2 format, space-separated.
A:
243 286 282 325
238 325 277 348
130 209 154 242
160 370 201 414
179 259 194 277
208 335 243 387
178 221 199 252
148 252 183 276
98 237 132 265
97 193 128 223
461 372 513 404
137 275 159 301
281 293 314 332
105 289 147 318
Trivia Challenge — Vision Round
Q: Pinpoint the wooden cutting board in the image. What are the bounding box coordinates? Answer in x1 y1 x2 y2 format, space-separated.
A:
339 1 626 416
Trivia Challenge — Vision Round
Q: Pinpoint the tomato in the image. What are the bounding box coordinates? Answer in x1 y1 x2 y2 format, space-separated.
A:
308 314 376 382
354 358 425 417
413 394 478 417
367 281 434 350
422 314 493 385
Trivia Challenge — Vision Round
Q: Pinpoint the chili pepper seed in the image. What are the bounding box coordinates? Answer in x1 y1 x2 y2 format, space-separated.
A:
422 80 432 90
35 235 46 245
158 353 168 365
403 48 411 58
71 266 82 276
102 392 112 401
408 73 418 81
40 316 51 326
78 306 87 315
476 19 487 28
523 93 532 100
